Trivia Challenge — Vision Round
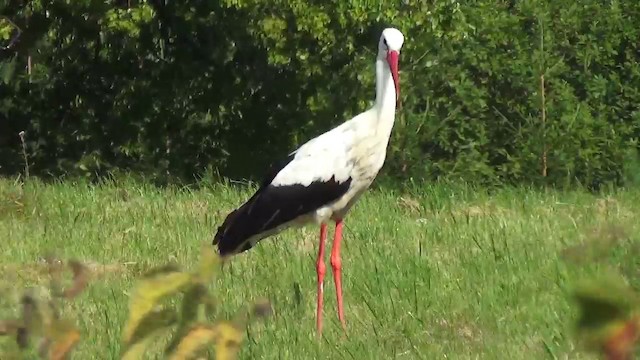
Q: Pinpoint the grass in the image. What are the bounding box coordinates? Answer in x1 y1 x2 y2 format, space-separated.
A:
0 177 639 359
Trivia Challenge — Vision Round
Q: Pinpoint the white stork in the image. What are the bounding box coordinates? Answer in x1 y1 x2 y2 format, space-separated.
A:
213 27 405 336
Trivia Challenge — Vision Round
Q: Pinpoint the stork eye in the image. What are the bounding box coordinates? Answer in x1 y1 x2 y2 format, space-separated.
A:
383 38 388 47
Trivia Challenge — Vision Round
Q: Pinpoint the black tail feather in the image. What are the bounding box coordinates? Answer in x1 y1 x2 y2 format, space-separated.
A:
213 197 258 256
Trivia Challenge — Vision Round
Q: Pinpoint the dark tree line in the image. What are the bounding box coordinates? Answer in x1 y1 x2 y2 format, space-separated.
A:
1 1 639 189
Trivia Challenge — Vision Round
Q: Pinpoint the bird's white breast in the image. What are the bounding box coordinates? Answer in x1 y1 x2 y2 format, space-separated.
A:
313 113 390 222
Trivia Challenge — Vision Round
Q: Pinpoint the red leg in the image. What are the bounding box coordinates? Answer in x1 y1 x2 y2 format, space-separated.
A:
330 220 347 332
316 223 328 336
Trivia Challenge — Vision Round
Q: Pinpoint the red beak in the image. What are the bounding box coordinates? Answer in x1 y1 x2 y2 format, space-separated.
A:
386 50 400 104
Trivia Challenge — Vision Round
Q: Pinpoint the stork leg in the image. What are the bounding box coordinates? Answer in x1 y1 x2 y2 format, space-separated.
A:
330 219 347 332
316 223 328 336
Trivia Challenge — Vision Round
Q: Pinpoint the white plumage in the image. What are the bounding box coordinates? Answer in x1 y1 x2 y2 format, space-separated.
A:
271 28 404 223
213 27 405 336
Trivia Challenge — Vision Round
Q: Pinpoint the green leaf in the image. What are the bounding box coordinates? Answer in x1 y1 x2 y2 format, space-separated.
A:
166 324 218 360
121 267 191 343
193 245 220 283
121 308 177 360
574 275 639 330
572 273 640 356
164 284 208 354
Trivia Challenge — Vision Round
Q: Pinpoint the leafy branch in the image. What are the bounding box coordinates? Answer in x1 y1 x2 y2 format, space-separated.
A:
566 224 640 359
0 246 271 360
0 257 88 359
572 274 640 360
121 245 271 360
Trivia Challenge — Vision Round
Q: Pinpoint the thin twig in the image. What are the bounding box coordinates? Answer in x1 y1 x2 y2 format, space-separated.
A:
24 9 31 81
539 17 547 178
541 74 547 177
19 131 29 180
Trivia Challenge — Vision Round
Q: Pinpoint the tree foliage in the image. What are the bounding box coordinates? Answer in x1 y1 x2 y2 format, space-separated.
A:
1 0 639 188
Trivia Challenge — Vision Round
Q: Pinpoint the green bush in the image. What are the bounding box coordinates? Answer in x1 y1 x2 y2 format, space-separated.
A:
0 1 639 188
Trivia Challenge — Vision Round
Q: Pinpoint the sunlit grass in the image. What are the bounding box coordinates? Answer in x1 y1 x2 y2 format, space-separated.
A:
0 177 638 359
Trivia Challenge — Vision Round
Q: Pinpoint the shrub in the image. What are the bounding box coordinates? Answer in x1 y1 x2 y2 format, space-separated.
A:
0 246 270 359
0 1 639 188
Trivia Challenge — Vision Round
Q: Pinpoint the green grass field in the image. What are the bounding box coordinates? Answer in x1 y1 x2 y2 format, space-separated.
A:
0 177 638 359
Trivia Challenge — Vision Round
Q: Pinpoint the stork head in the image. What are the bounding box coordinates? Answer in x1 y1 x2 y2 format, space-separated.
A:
378 28 404 102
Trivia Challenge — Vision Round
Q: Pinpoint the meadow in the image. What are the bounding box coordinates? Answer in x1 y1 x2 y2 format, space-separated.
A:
0 177 638 359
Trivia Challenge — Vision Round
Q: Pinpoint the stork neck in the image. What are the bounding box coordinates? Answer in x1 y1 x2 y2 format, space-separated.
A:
374 58 398 136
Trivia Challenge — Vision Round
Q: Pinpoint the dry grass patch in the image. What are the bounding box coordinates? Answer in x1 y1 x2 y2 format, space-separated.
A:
0 260 139 284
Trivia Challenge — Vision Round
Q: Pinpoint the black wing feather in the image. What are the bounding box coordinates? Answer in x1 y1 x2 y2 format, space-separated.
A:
213 155 351 256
